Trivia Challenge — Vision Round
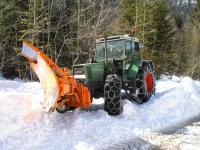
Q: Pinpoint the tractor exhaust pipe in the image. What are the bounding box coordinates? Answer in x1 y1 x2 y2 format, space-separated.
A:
104 37 108 64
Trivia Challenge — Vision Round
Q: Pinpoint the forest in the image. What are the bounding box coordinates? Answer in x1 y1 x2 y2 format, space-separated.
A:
0 0 199 80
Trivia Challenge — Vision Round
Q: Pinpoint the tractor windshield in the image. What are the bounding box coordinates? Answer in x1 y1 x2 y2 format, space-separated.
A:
96 40 126 61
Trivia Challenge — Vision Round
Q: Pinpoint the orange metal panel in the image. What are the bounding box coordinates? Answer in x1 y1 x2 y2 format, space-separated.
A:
30 54 60 112
21 41 91 112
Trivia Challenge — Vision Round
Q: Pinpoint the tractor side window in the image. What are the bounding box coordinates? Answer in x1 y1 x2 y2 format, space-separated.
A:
96 45 105 60
125 42 132 58
132 42 135 53
110 46 123 58
96 40 126 61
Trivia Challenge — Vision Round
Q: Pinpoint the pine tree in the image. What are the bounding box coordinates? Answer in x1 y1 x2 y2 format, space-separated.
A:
120 0 175 77
149 0 175 76
0 0 27 78
186 0 200 79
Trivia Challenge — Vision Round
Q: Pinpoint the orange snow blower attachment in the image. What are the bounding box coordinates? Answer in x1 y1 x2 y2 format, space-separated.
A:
21 41 91 112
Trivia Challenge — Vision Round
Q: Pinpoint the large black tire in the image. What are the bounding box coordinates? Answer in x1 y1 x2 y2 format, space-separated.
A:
104 74 123 116
131 62 155 103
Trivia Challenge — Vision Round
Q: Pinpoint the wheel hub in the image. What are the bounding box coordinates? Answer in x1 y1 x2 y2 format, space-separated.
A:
145 72 153 94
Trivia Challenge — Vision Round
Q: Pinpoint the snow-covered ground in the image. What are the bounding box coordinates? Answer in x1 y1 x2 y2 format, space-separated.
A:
124 122 200 150
0 76 200 150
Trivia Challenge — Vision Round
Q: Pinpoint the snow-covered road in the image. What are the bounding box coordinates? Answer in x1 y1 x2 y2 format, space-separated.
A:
0 76 200 150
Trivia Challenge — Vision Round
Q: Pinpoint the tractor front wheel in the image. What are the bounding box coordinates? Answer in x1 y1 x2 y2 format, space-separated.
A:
104 74 123 116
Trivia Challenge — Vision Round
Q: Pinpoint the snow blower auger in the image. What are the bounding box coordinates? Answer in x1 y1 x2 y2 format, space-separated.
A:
21 41 91 113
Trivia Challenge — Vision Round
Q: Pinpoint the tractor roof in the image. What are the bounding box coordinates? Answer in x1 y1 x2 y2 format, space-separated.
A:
96 34 139 43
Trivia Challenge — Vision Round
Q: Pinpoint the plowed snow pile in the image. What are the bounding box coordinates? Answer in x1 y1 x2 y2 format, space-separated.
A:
0 76 200 150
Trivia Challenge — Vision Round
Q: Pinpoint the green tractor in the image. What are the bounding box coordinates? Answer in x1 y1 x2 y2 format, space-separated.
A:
73 34 156 116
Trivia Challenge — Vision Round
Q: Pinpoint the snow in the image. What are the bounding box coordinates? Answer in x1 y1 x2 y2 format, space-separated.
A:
0 76 200 149
178 122 200 149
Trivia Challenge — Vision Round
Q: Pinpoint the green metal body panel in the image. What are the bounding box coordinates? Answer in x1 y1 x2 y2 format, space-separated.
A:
73 62 106 82
73 55 142 82
126 56 141 79
84 62 105 82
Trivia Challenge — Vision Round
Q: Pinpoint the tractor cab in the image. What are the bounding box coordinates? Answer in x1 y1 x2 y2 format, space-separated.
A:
95 35 142 62
93 35 144 79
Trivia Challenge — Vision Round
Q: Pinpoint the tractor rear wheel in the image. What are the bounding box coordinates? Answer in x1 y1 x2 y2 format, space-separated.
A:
131 62 154 103
104 74 123 116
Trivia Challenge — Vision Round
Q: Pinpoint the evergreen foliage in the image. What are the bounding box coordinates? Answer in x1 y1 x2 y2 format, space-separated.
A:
0 0 200 80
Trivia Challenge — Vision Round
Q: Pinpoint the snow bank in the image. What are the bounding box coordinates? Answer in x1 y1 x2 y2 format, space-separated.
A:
0 76 200 150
